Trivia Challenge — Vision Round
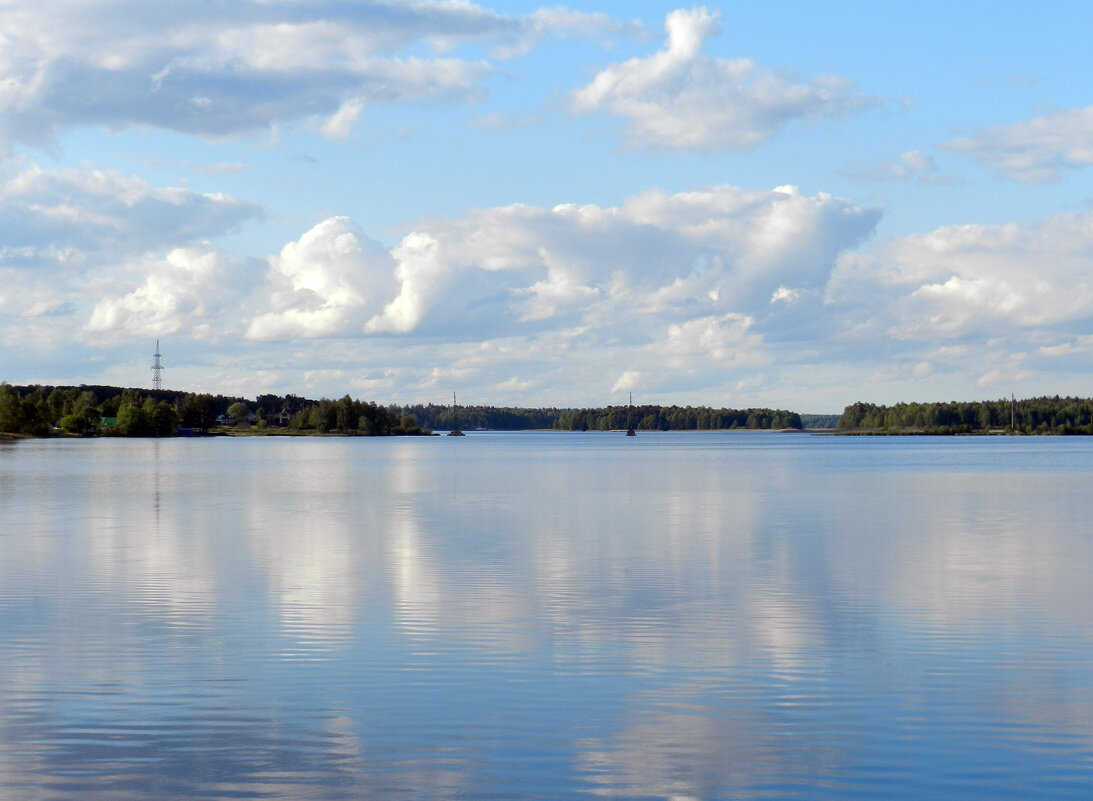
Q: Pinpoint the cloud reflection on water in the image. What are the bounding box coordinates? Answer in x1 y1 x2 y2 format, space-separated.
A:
1 435 1093 799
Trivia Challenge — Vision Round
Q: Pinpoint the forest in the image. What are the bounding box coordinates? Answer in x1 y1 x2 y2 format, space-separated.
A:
10 382 1093 438
404 402 801 431
550 405 801 432
0 384 426 437
1 383 803 437
0 384 180 437
837 396 1093 434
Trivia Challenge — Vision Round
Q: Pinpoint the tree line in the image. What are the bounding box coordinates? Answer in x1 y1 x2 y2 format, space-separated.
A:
397 402 802 431
0 384 434 437
15 383 1093 438
837 396 1093 434
2 383 806 437
254 394 427 435
403 403 564 431
551 405 802 431
1 384 237 437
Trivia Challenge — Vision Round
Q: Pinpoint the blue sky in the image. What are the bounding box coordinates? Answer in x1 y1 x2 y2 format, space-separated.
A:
2 1 1092 412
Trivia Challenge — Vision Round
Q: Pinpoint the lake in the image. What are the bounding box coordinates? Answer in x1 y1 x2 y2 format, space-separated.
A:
1 431 1092 799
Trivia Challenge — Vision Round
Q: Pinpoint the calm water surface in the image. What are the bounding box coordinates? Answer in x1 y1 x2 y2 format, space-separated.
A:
1 432 1092 799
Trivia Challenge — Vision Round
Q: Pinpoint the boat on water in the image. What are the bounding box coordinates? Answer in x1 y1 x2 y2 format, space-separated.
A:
448 391 465 436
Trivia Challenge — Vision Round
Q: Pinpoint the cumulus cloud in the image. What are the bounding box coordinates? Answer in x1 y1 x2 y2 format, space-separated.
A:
0 163 260 260
572 7 872 151
0 0 638 149
941 106 1093 182
828 211 1093 342
227 185 880 402
648 313 762 366
0 161 261 365
358 185 878 340
246 217 398 341
1 167 881 403
85 246 253 340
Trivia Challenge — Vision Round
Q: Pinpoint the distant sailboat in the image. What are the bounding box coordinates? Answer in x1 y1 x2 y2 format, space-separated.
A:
626 391 637 436
448 391 465 436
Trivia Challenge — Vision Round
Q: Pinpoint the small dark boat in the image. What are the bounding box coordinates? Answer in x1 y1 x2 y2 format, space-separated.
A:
448 391 465 436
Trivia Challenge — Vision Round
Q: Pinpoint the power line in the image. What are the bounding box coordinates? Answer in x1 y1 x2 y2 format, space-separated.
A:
151 340 164 391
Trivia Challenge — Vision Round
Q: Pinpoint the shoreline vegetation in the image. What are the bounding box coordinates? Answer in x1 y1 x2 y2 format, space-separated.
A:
836 398 1093 436
2 383 1092 438
1 382 802 438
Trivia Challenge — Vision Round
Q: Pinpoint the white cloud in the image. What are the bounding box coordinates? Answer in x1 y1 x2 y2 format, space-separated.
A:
0 0 638 149
85 246 248 340
4 175 879 406
491 7 644 59
649 313 762 366
0 161 260 348
359 185 877 340
828 210 1093 342
515 268 601 322
320 97 366 140
0 163 260 259
246 217 397 341
770 286 801 304
32 171 1093 408
611 370 645 394
223 184 879 404
0 160 261 362
941 106 1093 182
572 7 872 151
365 232 448 335
841 150 955 184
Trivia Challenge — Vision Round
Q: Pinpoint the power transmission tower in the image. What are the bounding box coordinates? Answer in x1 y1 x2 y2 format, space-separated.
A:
152 340 164 391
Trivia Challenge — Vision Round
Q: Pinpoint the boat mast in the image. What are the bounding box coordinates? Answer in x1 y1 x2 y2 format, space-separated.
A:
448 391 465 435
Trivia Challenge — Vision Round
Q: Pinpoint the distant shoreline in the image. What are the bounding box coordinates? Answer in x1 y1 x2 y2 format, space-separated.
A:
11 383 1093 438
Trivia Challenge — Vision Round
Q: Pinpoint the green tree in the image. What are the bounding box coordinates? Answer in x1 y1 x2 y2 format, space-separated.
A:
180 394 217 432
335 395 355 432
148 398 179 436
226 401 251 422
313 399 337 433
59 413 92 434
115 399 151 436
0 384 23 433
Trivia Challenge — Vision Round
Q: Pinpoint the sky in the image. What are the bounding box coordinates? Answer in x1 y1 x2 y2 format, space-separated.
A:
1 1 1092 412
